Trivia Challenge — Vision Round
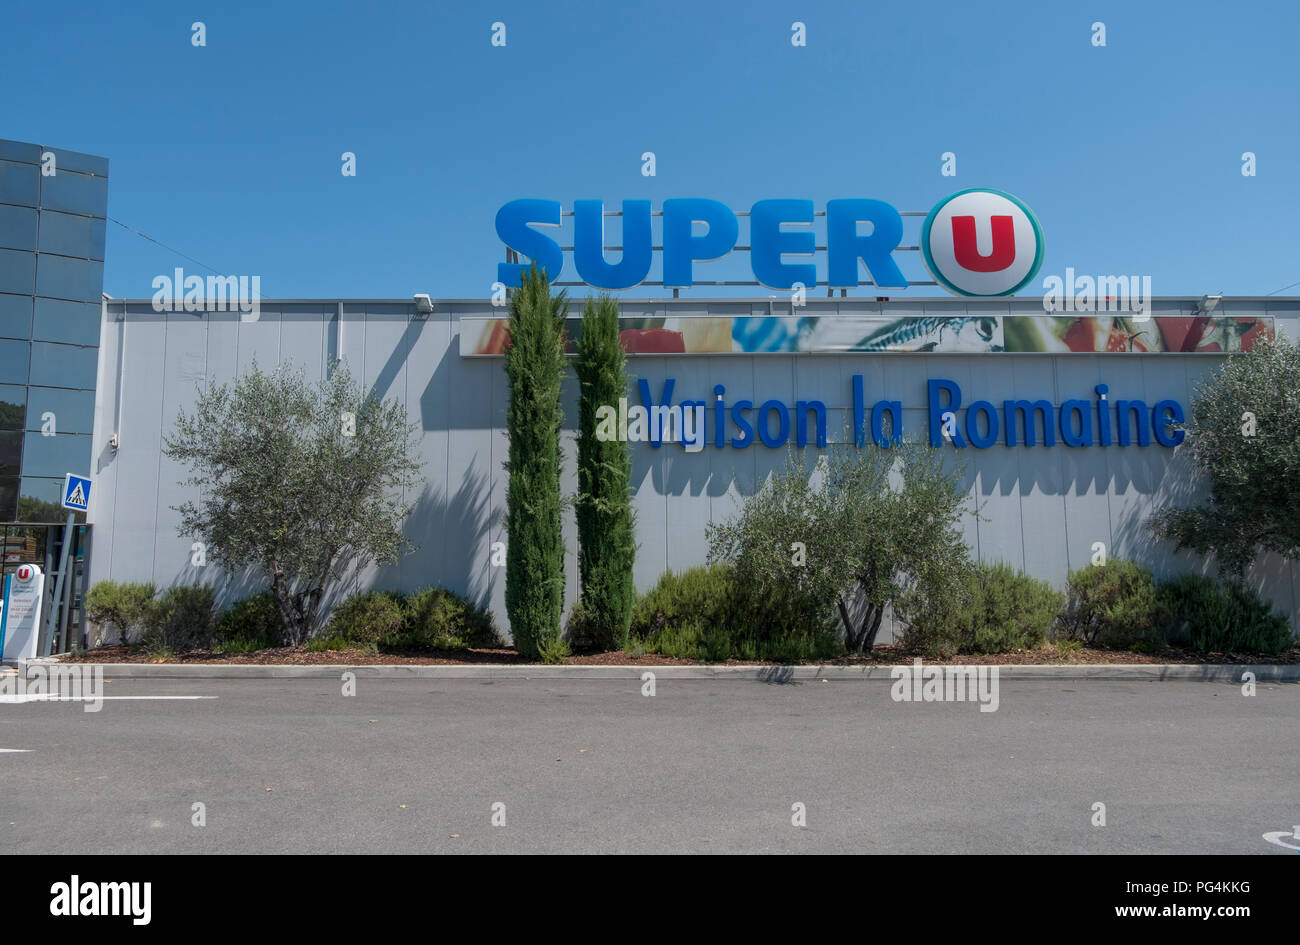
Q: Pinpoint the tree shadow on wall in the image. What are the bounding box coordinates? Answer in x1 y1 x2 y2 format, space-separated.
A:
374 467 500 613
365 317 426 405
1113 443 1298 627
1110 442 1209 582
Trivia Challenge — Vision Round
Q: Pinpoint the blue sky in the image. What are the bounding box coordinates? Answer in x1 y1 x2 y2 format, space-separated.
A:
2 0 1297 300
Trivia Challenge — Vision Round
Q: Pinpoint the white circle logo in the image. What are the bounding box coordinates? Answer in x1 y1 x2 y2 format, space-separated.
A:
16 565 32 582
921 189 1044 296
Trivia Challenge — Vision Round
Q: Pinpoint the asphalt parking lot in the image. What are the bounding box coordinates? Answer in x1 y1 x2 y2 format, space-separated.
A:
2 674 1296 854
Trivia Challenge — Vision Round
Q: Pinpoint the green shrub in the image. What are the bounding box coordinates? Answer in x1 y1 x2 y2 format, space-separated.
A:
534 633 571 664
747 629 842 663
1055 638 1082 658
630 564 743 641
399 587 501 650
642 619 729 662
1155 574 1293 654
306 635 351 652
1058 560 1158 648
969 564 1063 652
214 591 284 650
630 564 841 662
211 637 264 654
563 601 598 650
140 585 218 652
900 561 1063 658
324 590 406 647
85 580 156 646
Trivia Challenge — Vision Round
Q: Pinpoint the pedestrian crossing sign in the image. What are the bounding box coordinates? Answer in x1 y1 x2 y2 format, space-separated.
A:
62 473 91 512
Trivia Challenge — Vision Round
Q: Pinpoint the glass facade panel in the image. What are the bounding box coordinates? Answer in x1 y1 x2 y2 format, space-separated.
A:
0 204 38 253
0 140 106 522
0 247 36 295
25 387 93 434
18 475 82 523
28 341 95 389
0 339 29 384
43 147 108 178
0 293 31 339
37 210 105 260
0 160 39 208
0 384 25 431
0 141 41 164
20 431 90 478
38 170 108 217
35 253 102 303
32 297 99 346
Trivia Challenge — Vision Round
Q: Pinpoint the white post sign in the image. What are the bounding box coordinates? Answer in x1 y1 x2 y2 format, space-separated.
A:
1 564 46 661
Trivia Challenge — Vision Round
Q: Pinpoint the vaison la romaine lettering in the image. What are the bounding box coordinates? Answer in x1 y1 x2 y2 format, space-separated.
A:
594 376 1185 451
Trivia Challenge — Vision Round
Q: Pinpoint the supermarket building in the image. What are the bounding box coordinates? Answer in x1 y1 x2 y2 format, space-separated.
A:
86 293 1300 640
3 136 1296 643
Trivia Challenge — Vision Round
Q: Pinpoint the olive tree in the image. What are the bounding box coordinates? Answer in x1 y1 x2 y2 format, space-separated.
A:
1150 335 1300 578
163 360 422 645
707 439 973 653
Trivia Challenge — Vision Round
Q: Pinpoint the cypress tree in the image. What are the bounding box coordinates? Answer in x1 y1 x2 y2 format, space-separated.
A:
574 293 637 650
503 265 568 661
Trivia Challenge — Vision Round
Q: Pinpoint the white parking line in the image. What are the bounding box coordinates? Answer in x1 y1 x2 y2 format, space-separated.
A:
0 695 218 703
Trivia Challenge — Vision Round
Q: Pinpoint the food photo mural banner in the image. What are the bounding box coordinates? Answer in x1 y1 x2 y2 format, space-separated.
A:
460 315 1274 357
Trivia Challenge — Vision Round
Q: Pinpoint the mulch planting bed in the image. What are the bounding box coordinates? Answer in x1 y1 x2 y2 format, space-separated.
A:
59 643 1300 666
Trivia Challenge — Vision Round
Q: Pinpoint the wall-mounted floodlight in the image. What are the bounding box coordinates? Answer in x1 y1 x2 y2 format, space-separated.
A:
413 294 434 316
1196 294 1222 315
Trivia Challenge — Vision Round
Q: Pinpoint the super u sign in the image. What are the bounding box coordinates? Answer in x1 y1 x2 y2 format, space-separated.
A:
920 189 1044 297
494 188 1044 297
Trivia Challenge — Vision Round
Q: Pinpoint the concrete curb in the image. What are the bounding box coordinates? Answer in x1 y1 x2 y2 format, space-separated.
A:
18 659 1300 682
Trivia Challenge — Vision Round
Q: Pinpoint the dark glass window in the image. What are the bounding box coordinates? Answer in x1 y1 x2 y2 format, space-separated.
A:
0 339 29 384
20 431 91 479
0 476 17 521
0 429 21 477
28 341 95 389
0 384 25 431
18 476 81 523
25 387 93 434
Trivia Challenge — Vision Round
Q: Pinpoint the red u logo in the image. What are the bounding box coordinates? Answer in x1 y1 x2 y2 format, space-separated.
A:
951 215 1016 272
